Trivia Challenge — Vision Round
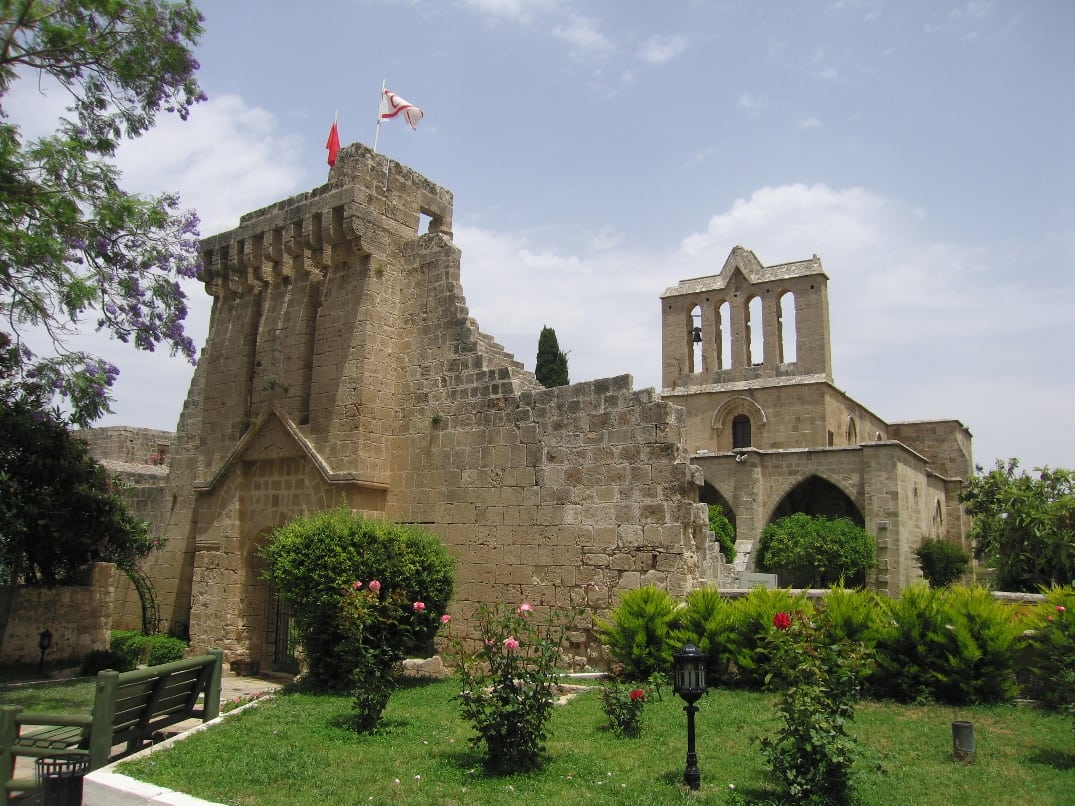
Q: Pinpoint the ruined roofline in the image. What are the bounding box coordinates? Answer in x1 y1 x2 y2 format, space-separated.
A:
661 245 828 298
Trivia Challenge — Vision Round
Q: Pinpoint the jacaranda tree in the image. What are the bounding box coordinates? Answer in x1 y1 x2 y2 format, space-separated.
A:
0 0 206 425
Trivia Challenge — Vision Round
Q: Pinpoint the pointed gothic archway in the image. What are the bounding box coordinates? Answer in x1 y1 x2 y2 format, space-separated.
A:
767 475 864 527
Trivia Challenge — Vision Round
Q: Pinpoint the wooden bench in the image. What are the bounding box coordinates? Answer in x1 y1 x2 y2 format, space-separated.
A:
0 649 222 803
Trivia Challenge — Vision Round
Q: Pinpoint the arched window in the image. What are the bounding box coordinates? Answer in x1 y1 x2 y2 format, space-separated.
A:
778 291 797 363
689 304 703 374
732 414 752 449
746 296 764 366
846 417 858 446
715 300 731 370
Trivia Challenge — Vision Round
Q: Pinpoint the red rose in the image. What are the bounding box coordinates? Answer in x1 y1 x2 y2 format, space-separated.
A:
629 689 645 701
773 611 792 630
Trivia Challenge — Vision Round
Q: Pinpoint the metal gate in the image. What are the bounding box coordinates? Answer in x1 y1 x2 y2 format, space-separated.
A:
270 592 300 674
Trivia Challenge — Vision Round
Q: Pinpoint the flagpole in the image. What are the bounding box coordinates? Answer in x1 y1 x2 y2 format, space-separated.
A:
372 79 385 153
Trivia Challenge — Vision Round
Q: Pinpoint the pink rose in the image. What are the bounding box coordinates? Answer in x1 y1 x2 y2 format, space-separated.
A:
352 581 363 590
368 579 381 594
413 601 426 613
518 602 533 615
503 636 520 651
1057 605 1067 613
440 614 451 625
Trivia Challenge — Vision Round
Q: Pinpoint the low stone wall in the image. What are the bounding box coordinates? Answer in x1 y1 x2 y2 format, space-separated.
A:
0 563 117 665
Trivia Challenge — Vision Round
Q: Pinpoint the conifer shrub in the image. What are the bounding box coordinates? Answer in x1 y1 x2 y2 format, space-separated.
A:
672 586 736 686
870 584 1021 704
931 585 1022 704
594 586 677 681
723 588 813 688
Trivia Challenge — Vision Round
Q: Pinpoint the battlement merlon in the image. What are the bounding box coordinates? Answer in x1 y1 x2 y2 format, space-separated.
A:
197 142 453 297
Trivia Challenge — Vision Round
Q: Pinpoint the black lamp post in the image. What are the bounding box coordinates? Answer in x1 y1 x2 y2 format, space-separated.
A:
37 628 52 674
673 642 707 790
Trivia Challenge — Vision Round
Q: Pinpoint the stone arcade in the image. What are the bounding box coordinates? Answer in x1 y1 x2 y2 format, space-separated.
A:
88 145 970 671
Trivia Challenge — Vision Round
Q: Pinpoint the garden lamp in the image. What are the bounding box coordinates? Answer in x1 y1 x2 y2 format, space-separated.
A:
672 642 707 790
38 628 52 673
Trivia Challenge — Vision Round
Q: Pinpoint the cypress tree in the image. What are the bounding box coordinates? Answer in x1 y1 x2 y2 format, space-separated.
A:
535 326 570 387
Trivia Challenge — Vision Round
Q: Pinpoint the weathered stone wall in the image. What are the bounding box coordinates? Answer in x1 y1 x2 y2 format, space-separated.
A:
668 381 891 454
888 419 973 481
106 143 709 670
0 563 116 665
77 426 174 467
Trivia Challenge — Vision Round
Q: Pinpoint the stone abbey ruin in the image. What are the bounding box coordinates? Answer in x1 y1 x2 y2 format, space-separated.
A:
86 143 972 672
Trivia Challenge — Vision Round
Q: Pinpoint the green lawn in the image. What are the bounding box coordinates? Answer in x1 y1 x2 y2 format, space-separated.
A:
0 674 95 713
111 678 1074 805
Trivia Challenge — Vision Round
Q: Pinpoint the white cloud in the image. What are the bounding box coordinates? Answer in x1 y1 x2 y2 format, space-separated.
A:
552 14 614 56
459 0 559 23
796 116 823 130
738 92 769 113
114 94 304 236
460 183 1074 468
638 34 689 64
47 95 307 431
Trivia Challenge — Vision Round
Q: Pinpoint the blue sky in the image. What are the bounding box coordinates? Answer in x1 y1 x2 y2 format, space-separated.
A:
8 0 1074 471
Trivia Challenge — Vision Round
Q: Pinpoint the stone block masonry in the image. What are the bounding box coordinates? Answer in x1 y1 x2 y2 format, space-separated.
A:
100 143 712 671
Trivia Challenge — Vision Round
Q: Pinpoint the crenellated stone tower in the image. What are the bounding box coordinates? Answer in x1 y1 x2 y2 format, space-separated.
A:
108 144 714 671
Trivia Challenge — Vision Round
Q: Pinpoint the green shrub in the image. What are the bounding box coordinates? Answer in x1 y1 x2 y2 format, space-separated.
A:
757 514 875 588
449 602 576 773
722 588 812 689
599 679 647 738
866 584 944 703
338 582 437 731
145 635 187 665
110 630 187 668
1018 586 1075 710
760 609 870 805
672 586 736 687
594 586 677 682
932 585 1022 704
80 649 133 675
914 538 970 587
707 505 736 564
259 508 455 692
871 584 1020 705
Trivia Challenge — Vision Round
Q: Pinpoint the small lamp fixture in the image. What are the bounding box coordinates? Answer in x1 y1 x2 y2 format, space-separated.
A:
673 642 707 790
37 628 52 674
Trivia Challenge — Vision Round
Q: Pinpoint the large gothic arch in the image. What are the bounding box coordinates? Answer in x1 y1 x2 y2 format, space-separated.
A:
767 474 864 527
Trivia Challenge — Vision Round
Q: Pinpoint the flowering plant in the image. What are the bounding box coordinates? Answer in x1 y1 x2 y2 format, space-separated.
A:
448 602 578 773
760 610 870 803
338 581 435 732
1019 587 1075 714
600 679 647 737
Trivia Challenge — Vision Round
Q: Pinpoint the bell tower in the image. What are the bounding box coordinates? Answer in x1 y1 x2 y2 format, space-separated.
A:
660 246 832 390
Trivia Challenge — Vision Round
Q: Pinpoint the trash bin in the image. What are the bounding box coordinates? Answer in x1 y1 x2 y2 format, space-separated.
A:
36 757 89 806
